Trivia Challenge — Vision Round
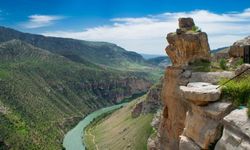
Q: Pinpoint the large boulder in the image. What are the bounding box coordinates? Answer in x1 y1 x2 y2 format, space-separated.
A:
229 36 250 58
215 108 250 150
183 101 233 149
166 32 210 66
178 18 195 31
180 82 221 106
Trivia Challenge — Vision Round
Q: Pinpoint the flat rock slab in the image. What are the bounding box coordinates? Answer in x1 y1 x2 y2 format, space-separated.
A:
190 71 234 84
224 108 250 138
215 108 250 150
180 82 221 105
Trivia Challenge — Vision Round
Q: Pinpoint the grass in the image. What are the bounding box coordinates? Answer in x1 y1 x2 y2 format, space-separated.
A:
84 96 154 150
0 40 157 149
189 59 211 72
220 75 250 116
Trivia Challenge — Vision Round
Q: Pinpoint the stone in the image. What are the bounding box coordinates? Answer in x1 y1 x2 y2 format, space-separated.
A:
180 82 221 105
178 18 195 30
159 66 189 150
183 111 223 149
142 82 162 114
165 32 210 67
190 71 234 84
182 101 233 149
235 64 250 76
229 36 250 58
215 108 250 150
131 102 143 118
179 135 200 150
190 101 233 121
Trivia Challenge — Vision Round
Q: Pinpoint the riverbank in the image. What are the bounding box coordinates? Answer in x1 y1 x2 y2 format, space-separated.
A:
84 96 154 150
63 103 127 150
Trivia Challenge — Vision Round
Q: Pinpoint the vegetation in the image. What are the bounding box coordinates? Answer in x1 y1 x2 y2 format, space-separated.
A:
219 58 227 70
191 25 201 32
220 75 250 116
84 96 154 150
189 59 211 72
0 38 160 149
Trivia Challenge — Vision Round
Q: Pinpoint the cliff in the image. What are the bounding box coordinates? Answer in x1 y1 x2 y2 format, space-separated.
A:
151 18 250 150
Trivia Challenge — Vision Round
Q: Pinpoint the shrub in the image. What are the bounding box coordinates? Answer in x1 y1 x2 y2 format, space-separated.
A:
191 26 201 32
220 75 250 116
219 58 227 70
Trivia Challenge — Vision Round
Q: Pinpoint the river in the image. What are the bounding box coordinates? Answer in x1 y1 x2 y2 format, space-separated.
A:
63 103 127 150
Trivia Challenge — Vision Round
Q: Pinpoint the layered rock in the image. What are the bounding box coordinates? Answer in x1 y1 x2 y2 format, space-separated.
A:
181 101 233 149
159 18 237 150
215 108 250 150
180 82 221 106
165 18 210 67
131 81 162 118
229 36 250 58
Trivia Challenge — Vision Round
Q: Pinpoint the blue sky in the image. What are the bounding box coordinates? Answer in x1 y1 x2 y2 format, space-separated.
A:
1 0 250 54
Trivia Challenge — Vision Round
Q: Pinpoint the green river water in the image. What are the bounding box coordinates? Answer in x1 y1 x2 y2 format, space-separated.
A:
63 103 127 150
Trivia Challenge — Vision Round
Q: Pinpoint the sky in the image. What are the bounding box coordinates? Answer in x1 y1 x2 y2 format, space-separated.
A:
0 0 250 55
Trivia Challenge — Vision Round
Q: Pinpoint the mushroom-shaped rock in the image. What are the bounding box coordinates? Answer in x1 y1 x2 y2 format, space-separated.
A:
180 82 221 106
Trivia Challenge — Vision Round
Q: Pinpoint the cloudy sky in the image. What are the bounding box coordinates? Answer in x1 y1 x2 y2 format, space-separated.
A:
1 0 250 55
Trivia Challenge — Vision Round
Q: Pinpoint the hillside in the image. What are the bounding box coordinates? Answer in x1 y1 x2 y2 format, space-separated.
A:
0 26 155 71
84 96 154 150
0 39 154 149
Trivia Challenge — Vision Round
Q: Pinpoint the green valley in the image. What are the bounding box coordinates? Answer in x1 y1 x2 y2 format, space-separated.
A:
0 27 164 149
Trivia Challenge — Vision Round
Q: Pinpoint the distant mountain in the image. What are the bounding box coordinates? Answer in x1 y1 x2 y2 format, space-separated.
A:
211 47 229 54
0 27 163 149
0 26 150 70
147 56 172 68
140 53 165 60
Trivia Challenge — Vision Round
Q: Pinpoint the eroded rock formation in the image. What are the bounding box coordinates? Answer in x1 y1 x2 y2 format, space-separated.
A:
165 18 210 67
156 18 243 150
229 36 250 58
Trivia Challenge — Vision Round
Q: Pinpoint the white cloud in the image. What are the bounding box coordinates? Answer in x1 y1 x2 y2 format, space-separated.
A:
22 15 64 29
43 9 250 55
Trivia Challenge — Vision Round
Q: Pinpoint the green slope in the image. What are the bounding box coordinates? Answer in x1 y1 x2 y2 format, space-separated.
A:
0 40 153 149
84 96 154 150
0 26 155 71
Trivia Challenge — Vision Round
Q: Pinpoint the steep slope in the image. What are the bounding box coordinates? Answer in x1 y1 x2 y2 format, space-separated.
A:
84 82 162 150
0 40 152 149
0 26 150 70
84 96 154 150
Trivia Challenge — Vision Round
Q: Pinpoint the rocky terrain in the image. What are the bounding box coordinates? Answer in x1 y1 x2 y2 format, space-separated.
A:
148 18 250 150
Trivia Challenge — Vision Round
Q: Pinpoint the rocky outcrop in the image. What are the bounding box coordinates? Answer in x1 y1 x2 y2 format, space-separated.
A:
131 101 143 118
158 18 239 150
235 63 250 77
181 101 233 149
131 81 162 118
165 18 210 67
142 82 162 114
229 36 250 58
215 108 250 150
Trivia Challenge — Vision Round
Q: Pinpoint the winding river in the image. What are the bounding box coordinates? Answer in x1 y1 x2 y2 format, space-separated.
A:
63 103 127 150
